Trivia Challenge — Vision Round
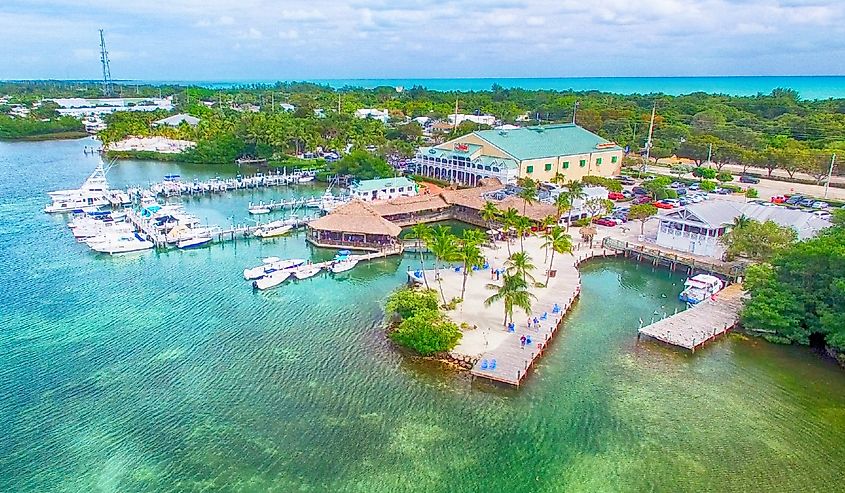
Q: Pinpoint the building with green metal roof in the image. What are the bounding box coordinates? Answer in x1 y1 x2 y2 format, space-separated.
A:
414 123 623 186
349 177 418 201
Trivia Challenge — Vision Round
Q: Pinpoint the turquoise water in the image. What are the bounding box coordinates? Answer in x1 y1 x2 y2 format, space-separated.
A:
2 138 845 492
129 76 845 99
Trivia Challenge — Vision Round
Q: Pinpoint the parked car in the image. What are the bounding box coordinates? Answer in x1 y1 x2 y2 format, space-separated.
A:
813 210 832 220
799 198 815 207
713 187 731 195
739 175 760 184
785 195 804 205
632 186 648 195
620 177 635 185
608 192 625 200
670 181 684 189
652 201 675 209
676 187 687 196
812 201 829 209
770 195 787 204
688 183 700 191
593 217 618 227
633 195 652 205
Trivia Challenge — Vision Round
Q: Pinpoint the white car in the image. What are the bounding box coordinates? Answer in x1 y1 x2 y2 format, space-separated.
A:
813 210 832 220
812 201 829 209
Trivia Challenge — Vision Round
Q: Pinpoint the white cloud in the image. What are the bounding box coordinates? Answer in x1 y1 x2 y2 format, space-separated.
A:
278 29 299 40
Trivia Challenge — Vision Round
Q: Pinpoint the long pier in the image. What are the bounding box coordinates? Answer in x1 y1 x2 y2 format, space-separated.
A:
128 170 318 199
603 237 746 280
638 284 746 352
125 209 315 249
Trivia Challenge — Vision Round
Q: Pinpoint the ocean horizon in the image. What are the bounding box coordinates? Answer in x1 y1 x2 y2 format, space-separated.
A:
106 75 845 100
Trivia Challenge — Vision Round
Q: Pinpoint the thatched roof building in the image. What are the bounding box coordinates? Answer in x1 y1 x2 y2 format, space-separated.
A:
307 201 401 251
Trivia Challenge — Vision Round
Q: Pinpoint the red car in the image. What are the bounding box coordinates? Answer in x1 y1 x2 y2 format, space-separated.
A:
608 192 625 200
771 195 786 204
593 217 618 227
652 201 675 209
633 195 652 205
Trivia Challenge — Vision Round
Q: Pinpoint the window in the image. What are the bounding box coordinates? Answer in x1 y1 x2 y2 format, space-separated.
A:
545 163 552 171
596 158 602 165
526 165 534 174
579 159 586 167
611 156 618 164
563 161 570 169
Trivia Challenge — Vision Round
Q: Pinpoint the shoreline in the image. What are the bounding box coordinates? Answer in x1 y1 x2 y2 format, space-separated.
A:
0 131 89 142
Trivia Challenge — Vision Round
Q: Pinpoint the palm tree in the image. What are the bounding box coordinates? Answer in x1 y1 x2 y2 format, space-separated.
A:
485 274 536 328
428 226 458 304
541 226 573 287
513 215 534 253
564 180 586 230
456 241 484 301
732 214 751 230
505 251 536 285
554 192 571 224
406 223 433 289
480 201 500 230
540 215 557 262
517 178 538 216
500 207 520 256
461 228 487 248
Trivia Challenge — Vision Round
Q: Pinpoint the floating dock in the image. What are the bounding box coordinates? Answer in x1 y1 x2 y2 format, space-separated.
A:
637 284 746 351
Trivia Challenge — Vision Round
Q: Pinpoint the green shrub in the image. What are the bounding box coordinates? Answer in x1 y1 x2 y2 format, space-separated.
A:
385 288 439 320
389 309 462 356
572 217 591 227
746 187 759 198
692 167 717 179
717 171 734 183
700 180 717 192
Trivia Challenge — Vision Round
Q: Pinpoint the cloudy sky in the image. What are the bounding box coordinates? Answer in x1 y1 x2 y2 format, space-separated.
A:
1 0 843 80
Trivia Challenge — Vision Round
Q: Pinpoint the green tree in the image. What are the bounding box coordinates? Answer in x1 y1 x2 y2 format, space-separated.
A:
389 308 462 356
720 219 798 261
428 226 459 304
485 274 536 327
480 200 500 230
331 149 394 179
699 179 717 192
517 178 538 216
541 226 573 287
505 251 536 285
385 287 439 320
456 235 485 301
716 171 734 183
406 223 433 289
692 166 717 180
499 207 520 256
628 203 659 235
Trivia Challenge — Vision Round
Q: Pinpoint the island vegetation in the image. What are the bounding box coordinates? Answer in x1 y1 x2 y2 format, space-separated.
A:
385 287 461 356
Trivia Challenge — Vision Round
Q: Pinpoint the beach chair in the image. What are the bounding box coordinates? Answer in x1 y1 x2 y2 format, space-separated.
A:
480 359 488 370
490 359 497 370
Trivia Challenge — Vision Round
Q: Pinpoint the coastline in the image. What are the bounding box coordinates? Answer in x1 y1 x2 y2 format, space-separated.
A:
0 131 89 142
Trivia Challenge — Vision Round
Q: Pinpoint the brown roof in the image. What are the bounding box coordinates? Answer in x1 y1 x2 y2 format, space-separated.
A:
369 194 450 216
497 197 558 222
308 200 402 237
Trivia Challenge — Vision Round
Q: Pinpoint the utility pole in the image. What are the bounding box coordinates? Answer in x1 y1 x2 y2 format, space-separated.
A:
643 103 656 173
824 153 837 198
572 101 579 125
99 29 113 97
706 143 713 166
453 98 459 132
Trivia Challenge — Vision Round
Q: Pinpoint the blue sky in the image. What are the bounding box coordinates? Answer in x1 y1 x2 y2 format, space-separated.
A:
1 0 843 80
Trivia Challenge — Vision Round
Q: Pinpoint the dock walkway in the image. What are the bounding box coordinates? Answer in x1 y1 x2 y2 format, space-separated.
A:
638 284 746 351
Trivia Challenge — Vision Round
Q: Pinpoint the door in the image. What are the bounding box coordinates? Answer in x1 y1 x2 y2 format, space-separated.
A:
689 241 696 253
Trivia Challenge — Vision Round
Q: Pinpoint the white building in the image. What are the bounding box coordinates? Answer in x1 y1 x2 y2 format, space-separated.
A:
152 114 200 127
349 177 418 202
51 97 174 117
448 113 496 127
354 108 390 123
280 103 296 112
656 201 830 258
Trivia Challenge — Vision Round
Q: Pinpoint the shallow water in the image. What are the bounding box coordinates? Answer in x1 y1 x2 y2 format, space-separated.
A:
1 138 844 492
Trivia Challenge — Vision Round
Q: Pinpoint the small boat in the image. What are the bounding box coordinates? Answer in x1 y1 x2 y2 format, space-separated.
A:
177 236 213 249
407 270 425 285
88 233 155 255
298 175 315 184
253 225 292 238
679 274 724 304
253 270 292 290
243 257 306 280
248 205 271 215
293 265 322 280
331 258 358 273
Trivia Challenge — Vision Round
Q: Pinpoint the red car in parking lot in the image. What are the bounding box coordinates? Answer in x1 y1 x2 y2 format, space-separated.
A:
652 201 675 209
593 217 618 227
771 195 786 204
608 192 625 200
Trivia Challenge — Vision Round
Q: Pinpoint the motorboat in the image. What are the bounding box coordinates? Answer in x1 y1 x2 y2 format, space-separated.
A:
253 225 292 238
253 270 292 290
177 236 213 249
293 265 322 280
88 232 155 254
243 257 306 280
679 274 724 304
331 258 358 273
248 204 272 215
407 270 425 285
45 164 111 213
72 220 134 239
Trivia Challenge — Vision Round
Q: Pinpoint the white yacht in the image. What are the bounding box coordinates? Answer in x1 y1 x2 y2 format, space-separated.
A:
177 236 213 249
679 274 724 304
253 225 292 238
253 270 293 290
243 257 306 280
72 220 134 240
45 164 111 213
293 264 322 280
331 258 358 273
248 205 272 215
88 233 154 254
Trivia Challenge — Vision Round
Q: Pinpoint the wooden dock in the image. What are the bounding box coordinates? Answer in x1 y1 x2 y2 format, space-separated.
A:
603 237 746 280
638 284 746 351
467 250 602 386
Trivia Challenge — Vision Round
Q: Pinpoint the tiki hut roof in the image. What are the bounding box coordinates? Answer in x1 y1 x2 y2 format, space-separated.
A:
579 225 597 237
308 200 402 237
368 194 449 216
497 197 558 222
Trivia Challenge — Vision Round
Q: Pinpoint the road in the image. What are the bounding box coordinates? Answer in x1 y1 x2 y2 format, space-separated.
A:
646 164 845 201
